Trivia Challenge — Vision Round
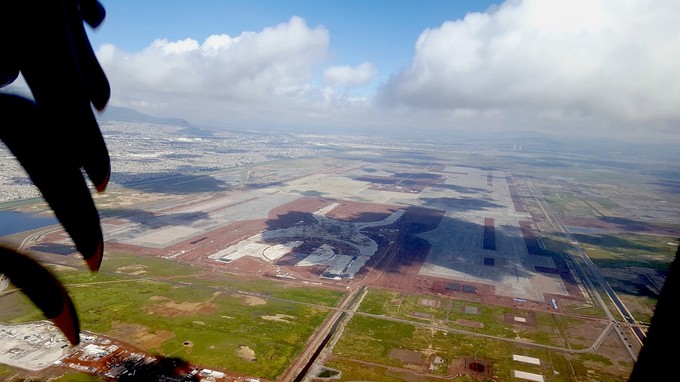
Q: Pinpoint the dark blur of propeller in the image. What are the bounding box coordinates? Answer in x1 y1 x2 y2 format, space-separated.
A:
0 0 110 344
12 0 112 193
0 94 104 272
0 245 80 345
0 0 109 271
628 240 680 381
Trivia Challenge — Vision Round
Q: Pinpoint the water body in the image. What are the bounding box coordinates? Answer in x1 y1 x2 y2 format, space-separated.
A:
0 210 58 237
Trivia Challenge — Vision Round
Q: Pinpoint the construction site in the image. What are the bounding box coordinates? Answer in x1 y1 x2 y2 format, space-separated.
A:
1 146 670 381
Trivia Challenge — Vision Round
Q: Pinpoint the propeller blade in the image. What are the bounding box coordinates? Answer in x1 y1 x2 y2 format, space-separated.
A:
0 245 80 346
0 94 104 272
10 0 111 192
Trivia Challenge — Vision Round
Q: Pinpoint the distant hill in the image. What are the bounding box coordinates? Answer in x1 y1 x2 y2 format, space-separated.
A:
97 105 193 128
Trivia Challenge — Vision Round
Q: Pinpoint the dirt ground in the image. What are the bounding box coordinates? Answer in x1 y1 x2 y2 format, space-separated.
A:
30 195 585 312
15 186 632 382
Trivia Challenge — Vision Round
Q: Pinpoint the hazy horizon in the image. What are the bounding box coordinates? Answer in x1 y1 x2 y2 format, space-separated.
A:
4 0 680 144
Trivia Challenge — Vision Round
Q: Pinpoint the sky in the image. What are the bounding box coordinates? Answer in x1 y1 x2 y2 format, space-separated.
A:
10 0 680 142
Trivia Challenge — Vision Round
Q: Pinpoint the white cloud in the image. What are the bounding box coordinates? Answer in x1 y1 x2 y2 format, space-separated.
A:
90 1 680 140
98 16 330 119
149 38 200 54
323 62 377 87
379 0 680 136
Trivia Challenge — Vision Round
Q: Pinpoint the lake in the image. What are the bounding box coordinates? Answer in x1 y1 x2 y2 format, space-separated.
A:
0 210 58 237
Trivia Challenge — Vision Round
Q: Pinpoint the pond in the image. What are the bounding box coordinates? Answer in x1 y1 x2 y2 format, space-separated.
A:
0 210 58 237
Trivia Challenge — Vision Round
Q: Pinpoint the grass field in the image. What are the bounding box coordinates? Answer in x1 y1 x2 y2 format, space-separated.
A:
357 288 608 348
1 252 346 380
329 315 630 382
323 288 633 382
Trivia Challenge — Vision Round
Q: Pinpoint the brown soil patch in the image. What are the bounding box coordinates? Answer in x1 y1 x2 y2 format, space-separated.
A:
456 319 484 328
503 311 537 326
109 322 175 350
418 298 441 308
261 314 295 323
116 264 148 275
242 295 267 306
449 357 493 379
324 200 401 222
237 345 256 361
147 296 218 317
390 348 423 364
227 255 275 274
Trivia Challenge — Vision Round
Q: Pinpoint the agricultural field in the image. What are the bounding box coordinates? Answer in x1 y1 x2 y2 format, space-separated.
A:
318 287 633 382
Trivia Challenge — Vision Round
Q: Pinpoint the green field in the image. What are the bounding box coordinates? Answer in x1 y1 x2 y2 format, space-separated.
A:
321 288 634 382
1 252 346 380
357 288 608 349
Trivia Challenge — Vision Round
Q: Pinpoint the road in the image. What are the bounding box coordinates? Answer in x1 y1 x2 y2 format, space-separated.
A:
521 174 641 360
283 285 365 382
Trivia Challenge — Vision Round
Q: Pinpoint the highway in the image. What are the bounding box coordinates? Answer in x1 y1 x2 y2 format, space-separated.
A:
286 285 366 382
